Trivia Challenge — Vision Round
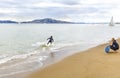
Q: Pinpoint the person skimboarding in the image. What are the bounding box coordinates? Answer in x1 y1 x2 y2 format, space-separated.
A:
47 36 54 45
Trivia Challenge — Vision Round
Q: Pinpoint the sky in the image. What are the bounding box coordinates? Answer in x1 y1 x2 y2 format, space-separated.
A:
0 0 120 22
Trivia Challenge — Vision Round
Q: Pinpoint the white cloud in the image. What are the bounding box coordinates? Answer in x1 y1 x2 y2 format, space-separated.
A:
33 2 69 8
0 0 120 22
0 8 18 13
81 0 120 5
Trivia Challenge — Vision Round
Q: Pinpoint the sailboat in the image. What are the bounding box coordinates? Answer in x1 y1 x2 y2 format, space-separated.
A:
109 16 114 26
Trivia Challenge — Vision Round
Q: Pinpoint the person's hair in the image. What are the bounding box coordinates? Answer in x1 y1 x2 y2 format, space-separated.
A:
112 38 115 41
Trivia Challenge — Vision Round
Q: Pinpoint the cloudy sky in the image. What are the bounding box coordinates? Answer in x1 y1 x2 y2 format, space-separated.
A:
0 0 120 22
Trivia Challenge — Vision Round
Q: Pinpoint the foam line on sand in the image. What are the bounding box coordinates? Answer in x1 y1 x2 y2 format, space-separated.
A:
26 39 120 78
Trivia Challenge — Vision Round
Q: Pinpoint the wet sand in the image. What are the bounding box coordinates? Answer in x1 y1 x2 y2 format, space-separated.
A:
27 39 120 78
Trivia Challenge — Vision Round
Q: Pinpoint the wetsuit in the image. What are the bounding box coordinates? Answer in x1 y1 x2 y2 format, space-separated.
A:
110 40 119 51
47 36 54 45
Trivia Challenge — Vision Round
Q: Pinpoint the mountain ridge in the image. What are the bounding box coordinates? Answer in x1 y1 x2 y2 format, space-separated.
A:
0 18 109 24
0 20 18 23
21 18 74 24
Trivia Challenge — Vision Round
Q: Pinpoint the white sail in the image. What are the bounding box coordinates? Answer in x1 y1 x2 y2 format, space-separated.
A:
109 16 114 26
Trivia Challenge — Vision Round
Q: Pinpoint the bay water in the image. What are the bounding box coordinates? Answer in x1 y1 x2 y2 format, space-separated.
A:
0 24 120 77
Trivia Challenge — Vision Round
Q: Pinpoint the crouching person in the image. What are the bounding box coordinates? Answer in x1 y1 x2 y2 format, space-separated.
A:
110 38 119 51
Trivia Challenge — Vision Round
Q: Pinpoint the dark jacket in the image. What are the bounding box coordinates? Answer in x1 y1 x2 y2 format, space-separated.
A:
110 40 119 50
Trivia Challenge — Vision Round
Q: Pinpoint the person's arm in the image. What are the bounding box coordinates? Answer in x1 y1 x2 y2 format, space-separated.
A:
47 37 50 40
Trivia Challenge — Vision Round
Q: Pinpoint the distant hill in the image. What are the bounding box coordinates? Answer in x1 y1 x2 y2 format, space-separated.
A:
0 20 18 23
21 18 74 24
0 18 87 24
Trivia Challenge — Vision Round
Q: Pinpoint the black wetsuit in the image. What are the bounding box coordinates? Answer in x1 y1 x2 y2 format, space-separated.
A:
110 40 119 51
47 36 54 45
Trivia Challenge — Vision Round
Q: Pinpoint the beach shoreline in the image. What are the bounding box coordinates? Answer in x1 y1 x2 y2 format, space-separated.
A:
0 40 102 78
0 24 120 78
26 39 120 78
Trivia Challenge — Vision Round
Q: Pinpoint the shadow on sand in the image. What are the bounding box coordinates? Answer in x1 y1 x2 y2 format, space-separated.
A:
107 51 118 54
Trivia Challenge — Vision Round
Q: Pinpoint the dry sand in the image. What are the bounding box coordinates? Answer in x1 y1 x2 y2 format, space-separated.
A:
26 39 120 78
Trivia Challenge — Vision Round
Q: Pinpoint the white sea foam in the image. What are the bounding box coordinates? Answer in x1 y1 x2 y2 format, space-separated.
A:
0 54 48 78
0 50 47 65
0 61 43 78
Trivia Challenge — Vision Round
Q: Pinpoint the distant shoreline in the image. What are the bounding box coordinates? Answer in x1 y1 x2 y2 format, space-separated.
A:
0 18 110 24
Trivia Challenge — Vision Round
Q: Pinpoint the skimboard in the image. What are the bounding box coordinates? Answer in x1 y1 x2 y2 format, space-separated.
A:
41 44 53 48
105 46 110 53
41 44 48 48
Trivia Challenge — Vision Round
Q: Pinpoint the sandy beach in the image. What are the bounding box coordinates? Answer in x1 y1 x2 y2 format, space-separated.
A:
26 39 120 78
